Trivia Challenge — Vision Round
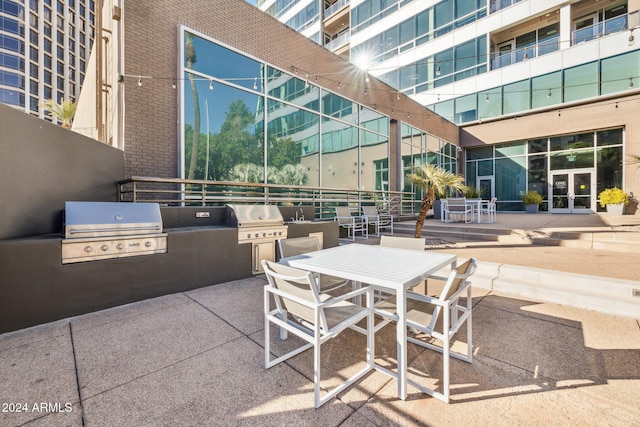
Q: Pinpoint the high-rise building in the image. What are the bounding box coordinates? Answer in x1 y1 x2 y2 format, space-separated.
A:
0 0 95 121
259 0 640 213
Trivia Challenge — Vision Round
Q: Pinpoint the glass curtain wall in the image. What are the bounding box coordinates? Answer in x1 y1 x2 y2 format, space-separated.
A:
181 28 389 194
401 123 458 202
465 128 624 211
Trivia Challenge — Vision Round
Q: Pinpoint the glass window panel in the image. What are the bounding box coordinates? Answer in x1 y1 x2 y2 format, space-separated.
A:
495 141 525 157
184 32 262 91
434 0 453 29
267 66 319 112
466 146 493 160
597 128 623 146
528 155 547 197
434 49 453 80
455 39 476 72
361 129 389 190
478 88 501 119
400 17 415 45
322 118 357 189
359 105 388 135
496 157 526 201
183 74 262 181
433 99 453 122
416 9 430 38
478 159 493 175
596 146 623 192
564 62 598 102
550 132 594 151
601 51 640 95
454 93 476 124
399 63 417 90
321 89 356 123
528 138 548 153
503 80 529 114
550 150 594 170
531 71 561 109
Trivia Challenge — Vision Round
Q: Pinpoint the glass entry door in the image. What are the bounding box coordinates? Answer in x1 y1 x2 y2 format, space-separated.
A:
477 176 494 199
549 169 595 213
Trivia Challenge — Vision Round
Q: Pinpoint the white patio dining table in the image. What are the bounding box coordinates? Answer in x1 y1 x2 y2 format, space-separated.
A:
280 244 457 400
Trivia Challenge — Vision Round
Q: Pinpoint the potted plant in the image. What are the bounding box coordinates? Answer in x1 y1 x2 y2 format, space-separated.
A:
598 187 628 215
522 191 543 213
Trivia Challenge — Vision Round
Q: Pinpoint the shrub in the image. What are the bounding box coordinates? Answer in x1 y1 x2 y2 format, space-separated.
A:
598 187 628 207
521 191 543 205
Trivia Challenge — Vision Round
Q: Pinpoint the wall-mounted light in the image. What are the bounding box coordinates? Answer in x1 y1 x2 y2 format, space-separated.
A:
629 29 635 46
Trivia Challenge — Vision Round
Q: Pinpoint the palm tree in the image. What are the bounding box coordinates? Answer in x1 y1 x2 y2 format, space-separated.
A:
185 33 201 180
40 99 77 128
406 164 467 238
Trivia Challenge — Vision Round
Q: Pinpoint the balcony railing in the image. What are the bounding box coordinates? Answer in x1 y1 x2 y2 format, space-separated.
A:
490 0 524 14
490 36 560 70
325 31 350 51
572 13 629 45
324 0 349 20
118 177 416 219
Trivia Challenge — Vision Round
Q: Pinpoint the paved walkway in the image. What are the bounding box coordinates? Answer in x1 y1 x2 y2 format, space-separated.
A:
1 213 639 426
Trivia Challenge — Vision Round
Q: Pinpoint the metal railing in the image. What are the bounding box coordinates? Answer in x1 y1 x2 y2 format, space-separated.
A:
118 177 417 220
572 13 631 45
324 31 350 51
324 0 349 20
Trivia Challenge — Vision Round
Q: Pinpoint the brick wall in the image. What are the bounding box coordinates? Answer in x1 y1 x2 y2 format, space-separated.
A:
121 0 459 184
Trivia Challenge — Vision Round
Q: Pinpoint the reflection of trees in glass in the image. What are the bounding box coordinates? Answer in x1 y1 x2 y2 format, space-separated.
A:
185 97 305 184
185 33 201 180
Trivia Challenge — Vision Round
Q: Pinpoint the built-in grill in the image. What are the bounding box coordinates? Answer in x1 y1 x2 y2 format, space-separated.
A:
224 204 288 274
61 201 168 264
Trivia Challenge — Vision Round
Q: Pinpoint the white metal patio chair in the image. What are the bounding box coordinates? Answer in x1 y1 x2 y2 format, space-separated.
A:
374 257 477 403
443 198 472 223
278 236 350 293
479 197 497 223
262 260 374 408
334 206 368 240
361 205 393 237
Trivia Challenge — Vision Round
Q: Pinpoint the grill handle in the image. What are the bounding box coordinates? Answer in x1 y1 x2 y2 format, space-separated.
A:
69 225 162 234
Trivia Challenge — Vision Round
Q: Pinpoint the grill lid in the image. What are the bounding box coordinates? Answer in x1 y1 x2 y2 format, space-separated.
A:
64 201 163 239
224 204 284 228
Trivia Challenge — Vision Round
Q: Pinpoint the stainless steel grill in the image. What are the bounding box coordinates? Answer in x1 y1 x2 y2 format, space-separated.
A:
224 204 288 273
62 201 167 264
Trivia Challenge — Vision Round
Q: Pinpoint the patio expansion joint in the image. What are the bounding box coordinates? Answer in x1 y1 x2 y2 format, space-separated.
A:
69 321 87 426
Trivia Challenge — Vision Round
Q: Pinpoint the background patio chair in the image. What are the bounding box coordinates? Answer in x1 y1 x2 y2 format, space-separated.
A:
278 236 350 293
444 198 472 223
262 260 374 408
374 257 477 403
361 205 393 237
480 197 497 223
334 206 368 240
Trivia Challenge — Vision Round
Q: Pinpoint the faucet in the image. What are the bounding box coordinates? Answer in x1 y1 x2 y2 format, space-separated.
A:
296 207 304 221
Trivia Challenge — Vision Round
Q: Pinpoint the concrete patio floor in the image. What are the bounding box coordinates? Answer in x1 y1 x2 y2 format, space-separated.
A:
2 273 639 426
2 212 640 426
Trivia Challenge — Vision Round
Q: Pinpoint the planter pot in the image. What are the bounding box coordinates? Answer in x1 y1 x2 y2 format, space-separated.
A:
433 200 442 220
606 203 624 215
525 204 539 214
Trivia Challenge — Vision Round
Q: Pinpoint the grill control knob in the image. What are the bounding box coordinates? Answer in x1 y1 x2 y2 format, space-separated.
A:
101 245 109 252
116 243 124 250
247 233 251 239
145 241 152 248
262 232 267 237
255 233 259 238
84 246 93 253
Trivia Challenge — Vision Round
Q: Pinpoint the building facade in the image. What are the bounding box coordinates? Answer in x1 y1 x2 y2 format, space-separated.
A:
0 0 95 123
259 0 640 213
75 0 460 199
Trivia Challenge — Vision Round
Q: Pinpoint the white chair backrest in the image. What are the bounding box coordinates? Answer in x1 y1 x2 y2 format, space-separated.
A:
380 235 425 251
279 236 321 258
361 206 379 216
439 258 477 303
335 206 354 225
262 260 327 330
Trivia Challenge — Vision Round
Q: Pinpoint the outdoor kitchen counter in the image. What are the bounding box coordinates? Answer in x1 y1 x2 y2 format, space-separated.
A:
0 221 340 333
